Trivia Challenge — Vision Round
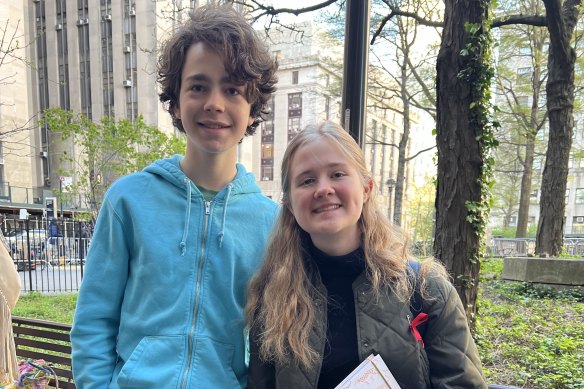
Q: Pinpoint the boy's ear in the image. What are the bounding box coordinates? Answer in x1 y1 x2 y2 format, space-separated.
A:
173 104 181 120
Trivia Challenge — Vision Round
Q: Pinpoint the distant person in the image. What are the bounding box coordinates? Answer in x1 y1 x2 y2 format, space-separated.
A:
48 218 62 243
246 121 487 388
0 230 20 385
71 5 278 388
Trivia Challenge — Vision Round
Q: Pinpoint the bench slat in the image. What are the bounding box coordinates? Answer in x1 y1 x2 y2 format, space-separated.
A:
14 336 71 354
15 348 72 367
12 316 72 332
13 326 71 342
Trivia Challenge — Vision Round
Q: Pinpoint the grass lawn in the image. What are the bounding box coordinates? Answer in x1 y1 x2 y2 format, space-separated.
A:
11 258 584 388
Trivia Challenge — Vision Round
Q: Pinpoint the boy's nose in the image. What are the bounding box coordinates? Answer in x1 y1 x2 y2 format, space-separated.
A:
204 89 225 112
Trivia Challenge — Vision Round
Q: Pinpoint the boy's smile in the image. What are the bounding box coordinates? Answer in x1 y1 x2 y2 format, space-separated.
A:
174 42 254 158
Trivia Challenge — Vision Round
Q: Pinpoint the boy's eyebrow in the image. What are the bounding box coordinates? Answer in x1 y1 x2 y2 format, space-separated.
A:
184 73 243 85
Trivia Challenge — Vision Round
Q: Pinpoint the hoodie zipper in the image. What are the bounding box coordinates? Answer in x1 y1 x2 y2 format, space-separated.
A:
181 200 212 388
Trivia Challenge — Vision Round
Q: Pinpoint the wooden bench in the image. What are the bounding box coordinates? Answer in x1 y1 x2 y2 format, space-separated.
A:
12 316 76 389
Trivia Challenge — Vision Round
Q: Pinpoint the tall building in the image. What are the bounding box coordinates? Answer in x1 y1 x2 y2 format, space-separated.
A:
1 4 418 226
0 0 197 215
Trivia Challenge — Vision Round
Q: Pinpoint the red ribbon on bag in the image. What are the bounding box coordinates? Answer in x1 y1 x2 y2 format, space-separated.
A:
409 312 429 347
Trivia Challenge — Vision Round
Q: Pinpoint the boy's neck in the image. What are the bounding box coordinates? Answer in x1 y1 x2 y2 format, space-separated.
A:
180 152 238 191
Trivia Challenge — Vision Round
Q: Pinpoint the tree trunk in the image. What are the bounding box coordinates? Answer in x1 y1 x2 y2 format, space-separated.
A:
434 0 489 325
393 68 410 226
515 136 535 237
516 32 544 238
536 0 580 256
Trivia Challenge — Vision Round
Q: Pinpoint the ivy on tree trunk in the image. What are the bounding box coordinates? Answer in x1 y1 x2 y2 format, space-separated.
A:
435 0 496 326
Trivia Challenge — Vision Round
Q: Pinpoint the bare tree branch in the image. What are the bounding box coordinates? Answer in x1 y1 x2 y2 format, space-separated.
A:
492 15 547 28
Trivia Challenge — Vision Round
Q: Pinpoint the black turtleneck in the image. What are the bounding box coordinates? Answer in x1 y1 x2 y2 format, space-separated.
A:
307 240 366 389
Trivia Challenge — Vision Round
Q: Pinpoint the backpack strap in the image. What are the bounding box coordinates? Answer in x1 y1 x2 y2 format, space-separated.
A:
407 260 429 346
408 260 423 316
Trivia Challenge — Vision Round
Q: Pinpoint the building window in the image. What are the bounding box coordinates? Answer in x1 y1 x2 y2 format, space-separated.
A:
261 166 273 181
292 70 299 85
261 144 273 159
576 188 584 204
288 117 301 140
517 96 529 107
517 67 531 84
288 93 302 111
288 93 302 141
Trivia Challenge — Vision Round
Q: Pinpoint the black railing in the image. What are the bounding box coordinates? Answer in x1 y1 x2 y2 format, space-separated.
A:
2 218 93 293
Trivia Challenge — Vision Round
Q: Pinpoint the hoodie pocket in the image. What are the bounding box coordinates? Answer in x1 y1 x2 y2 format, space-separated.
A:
190 337 242 388
116 335 185 388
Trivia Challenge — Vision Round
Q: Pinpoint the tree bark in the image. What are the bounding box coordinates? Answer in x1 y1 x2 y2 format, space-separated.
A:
536 0 580 255
434 0 489 324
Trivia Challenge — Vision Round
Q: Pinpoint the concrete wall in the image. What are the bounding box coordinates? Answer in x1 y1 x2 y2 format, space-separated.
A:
502 257 584 286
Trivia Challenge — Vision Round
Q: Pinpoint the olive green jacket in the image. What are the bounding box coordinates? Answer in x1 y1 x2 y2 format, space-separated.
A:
248 271 487 389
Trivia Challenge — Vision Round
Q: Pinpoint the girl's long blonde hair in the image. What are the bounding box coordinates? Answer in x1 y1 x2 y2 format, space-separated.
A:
246 121 438 369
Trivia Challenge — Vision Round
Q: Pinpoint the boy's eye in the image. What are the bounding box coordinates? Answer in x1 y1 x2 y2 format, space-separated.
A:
190 84 205 93
226 87 241 96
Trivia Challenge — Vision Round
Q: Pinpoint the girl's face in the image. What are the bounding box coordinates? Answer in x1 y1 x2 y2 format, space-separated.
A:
288 138 372 256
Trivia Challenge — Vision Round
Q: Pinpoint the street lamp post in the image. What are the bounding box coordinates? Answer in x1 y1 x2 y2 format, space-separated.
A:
386 178 396 222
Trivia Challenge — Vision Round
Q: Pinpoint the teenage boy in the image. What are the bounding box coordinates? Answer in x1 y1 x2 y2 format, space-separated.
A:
70 5 278 388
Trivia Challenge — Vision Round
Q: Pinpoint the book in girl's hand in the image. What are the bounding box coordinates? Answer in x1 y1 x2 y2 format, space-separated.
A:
334 354 401 389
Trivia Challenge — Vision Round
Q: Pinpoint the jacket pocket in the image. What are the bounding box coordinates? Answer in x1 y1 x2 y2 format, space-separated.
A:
116 335 185 388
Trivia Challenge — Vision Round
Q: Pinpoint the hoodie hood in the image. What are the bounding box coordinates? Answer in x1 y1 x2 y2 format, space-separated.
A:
143 155 263 253
143 155 262 195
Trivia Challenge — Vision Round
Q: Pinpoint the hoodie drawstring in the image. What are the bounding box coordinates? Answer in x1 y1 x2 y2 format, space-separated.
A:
217 184 233 248
180 178 192 256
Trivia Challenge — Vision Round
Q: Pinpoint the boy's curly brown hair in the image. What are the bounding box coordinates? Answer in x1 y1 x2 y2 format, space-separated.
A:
158 5 278 136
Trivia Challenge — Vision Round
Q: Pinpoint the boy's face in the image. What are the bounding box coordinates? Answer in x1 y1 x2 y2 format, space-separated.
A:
173 42 254 157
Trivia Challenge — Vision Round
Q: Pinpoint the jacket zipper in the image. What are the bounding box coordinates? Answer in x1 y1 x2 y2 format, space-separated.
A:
181 200 212 388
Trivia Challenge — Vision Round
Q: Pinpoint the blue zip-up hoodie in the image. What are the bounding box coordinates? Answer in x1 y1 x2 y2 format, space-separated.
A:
71 156 279 388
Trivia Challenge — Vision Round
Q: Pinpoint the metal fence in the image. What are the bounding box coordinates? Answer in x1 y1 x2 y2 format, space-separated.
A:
488 237 584 257
2 218 93 293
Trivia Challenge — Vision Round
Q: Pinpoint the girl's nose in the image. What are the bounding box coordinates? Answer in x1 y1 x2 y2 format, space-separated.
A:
314 181 334 198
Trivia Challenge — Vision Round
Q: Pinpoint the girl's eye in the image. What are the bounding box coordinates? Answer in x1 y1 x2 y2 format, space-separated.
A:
301 178 315 186
332 172 346 178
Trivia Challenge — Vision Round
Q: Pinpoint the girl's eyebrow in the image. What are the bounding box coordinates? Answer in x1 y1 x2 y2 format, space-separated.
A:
294 162 348 178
